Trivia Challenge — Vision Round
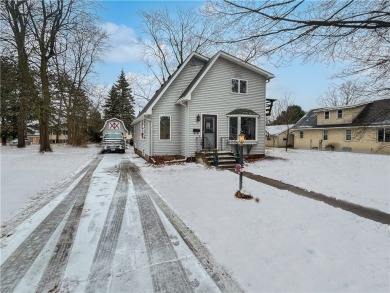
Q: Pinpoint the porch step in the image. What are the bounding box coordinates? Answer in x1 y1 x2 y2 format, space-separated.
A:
199 150 237 170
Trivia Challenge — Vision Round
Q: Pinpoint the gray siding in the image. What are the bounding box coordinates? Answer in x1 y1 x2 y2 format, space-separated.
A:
151 57 206 156
133 119 150 156
188 57 267 157
179 104 187 156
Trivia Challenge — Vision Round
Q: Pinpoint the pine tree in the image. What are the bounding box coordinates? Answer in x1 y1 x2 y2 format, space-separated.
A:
103 70 135 131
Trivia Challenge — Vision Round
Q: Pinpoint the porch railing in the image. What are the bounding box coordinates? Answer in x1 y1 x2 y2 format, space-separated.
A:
195 136 238 152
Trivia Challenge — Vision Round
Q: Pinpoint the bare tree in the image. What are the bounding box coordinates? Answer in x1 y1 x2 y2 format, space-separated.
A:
208 0 390 97
127 72 160 112
317 80 371 107
139 6 223 85
1 0 37 148
2 0 106 151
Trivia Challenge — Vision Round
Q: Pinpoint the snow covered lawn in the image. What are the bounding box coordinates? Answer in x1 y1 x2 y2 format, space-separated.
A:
0 144 99 222
131 150 389 292
1 146 389 292
247 148 390 213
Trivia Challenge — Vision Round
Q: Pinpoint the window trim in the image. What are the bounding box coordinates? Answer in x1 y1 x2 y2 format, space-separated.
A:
378 127 390 142
345 129 351 141
324 111 330 119
337 109 343 119
140 120 146 140
300 131 303 139
159 115 171 141
231 78 248 94
323 129 328 140
227 115 258 142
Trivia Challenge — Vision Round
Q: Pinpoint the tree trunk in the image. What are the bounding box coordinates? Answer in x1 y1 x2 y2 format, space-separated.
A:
39 60 52 152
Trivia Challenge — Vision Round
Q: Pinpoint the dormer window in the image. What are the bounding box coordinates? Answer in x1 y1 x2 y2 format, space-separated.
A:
337 109 343 119
232 79 247 94
324 111 330 119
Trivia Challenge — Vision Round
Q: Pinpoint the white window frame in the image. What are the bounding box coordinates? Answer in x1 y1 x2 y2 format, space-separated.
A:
231 78 248 94
159 115 171 141
140 120 146 140
323 130 328 140
345 129 352 141
337 109 343 119
324 111 330 119
227 115 258 142
378 127 390 142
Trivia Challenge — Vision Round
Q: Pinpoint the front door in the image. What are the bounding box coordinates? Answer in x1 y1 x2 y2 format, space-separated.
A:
203 115 217 149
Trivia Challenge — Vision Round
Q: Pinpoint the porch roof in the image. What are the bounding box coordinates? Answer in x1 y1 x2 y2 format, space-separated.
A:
226 108 260 116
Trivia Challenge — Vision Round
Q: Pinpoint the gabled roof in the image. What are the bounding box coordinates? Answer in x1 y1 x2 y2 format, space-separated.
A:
132 52 209 125
177 51 275 103
292 99 390 129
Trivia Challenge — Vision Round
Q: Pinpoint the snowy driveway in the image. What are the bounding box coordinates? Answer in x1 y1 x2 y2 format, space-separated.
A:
0 154 237 293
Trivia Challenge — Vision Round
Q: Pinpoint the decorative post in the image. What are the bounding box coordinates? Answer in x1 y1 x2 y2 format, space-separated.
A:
238 132 245 191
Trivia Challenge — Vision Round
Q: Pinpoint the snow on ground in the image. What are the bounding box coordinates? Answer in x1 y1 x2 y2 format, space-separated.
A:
247 148 390 213
1 146 389 292
0 144 99 222
130 150 389 292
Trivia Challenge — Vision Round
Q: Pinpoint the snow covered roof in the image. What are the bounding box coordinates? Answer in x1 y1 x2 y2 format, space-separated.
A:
266 125 294 136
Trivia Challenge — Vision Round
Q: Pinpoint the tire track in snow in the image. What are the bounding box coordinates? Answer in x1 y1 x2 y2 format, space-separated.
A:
129 163 194 293
84 158 130 292
0 157 101 293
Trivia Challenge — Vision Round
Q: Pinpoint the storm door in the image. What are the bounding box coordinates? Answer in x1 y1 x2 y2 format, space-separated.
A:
202 115 217 149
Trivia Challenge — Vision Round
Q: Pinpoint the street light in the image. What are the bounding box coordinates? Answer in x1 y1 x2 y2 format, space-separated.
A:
238 132 245 191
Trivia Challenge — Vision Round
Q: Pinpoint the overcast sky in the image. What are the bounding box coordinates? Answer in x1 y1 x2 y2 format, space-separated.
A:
95 0 344 111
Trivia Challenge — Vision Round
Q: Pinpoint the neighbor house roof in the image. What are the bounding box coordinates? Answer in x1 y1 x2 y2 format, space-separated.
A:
292 99 390 129
266 125 295 136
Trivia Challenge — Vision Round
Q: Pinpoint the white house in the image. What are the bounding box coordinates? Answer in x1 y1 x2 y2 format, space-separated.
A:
132 51 275 161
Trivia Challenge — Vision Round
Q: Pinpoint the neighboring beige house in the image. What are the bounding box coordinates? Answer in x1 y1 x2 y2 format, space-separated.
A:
291 99 390 153
265 125 294 148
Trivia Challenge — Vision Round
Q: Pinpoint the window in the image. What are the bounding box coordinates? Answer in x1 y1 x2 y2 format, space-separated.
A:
140 120 145 140
300 131 303 138
345 129 351 141
229 116 256 141
323 130 328 140
160 116 171 140
378 127 390 142
231 79 247 94
337 109 343 119
324 111 330 119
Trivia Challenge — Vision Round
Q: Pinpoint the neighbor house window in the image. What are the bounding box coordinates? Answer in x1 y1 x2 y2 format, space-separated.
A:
231 79 247 94
229 116 256 140
324 111 330 119
159 116 171 140
323 130 328 140
378 127 390 142
300 131 303 138
345 129 352 141
337 109 343 119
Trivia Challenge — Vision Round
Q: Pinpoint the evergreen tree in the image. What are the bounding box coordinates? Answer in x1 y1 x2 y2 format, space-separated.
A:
273 105 305 125
103 70 135 131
